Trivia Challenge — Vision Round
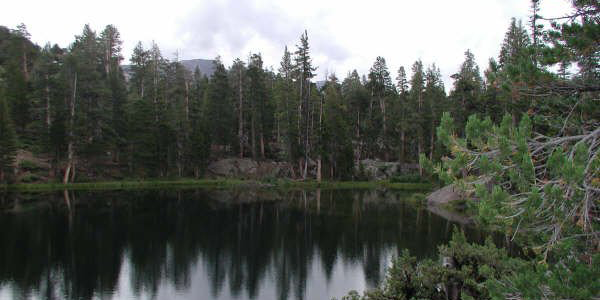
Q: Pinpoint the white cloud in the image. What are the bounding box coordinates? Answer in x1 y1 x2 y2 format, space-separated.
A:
2 0 573 91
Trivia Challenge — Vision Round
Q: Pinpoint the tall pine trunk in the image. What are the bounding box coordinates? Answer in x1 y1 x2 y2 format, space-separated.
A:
238 68 244 158
430 119 435 160
418 90 423 176
64 72 77 184
400 129 405 163
45 74 51 130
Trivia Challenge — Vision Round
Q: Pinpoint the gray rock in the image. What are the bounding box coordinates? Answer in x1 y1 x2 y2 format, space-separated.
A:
207 158 293 179
356 159 401 180
426 184 462 206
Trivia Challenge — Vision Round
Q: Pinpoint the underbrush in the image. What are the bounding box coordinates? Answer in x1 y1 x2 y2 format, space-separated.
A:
336 229 599 300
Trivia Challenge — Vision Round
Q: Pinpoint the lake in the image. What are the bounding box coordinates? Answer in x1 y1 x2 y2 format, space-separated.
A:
0 188 492 300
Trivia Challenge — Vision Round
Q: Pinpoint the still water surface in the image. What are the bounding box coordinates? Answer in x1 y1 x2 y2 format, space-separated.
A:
0 188 489 300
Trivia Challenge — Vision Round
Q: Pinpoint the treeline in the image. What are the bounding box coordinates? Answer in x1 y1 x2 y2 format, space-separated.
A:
0 13 591 182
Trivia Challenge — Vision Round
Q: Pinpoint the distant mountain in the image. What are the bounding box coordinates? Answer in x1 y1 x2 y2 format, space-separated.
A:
121 58 216 81
315 80 326 90
180 59 216 77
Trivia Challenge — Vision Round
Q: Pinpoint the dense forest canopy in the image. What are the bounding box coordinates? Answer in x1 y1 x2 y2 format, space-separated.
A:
0 0 599 298
0 0 597 184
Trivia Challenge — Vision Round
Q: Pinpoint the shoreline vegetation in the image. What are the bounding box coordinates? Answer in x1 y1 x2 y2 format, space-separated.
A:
0 179 433 192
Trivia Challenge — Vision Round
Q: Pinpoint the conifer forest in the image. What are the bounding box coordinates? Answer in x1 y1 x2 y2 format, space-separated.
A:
0 0 599 299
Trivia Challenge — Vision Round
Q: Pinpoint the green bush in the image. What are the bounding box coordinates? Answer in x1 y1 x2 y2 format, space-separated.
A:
336 229 599 300
20 173 40 183
18 160 40 171
390 174 429 183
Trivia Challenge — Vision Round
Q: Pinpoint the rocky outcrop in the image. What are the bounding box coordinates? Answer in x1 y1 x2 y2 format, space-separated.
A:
426 184 463 206
356 159 420 180
426 184 473 224
207 158 293 179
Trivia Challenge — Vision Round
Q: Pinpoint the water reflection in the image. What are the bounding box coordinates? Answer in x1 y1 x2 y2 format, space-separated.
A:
0 188 486 300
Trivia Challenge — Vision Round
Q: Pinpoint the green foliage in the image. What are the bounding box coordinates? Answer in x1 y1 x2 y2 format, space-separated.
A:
0 92 17 182
18 160 40 171
390 173 429 184
336 229 523 300
338 229 600 300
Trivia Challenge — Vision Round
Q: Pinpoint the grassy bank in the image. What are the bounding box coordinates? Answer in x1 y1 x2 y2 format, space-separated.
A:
0 179 432 192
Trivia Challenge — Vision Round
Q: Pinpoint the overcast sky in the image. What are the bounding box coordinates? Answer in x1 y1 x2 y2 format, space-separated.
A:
2 0 573 91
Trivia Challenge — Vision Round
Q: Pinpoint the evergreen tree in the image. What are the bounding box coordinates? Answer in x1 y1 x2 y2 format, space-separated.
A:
275 46 300 165
247 53 273 159
229 58 247 158
188 68 210 177
409 60 425 167
0 68 17 182
342 70 369 162
0 25 38 139
393 66 410 163
366 56 394 159
424 64 445 160
450 49 483 130
498 18 535 125
206 57 233 152
293 31 316 178
322 74 353 179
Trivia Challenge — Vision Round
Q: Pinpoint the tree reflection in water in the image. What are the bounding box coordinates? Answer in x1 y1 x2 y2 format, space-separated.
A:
0 188 488 300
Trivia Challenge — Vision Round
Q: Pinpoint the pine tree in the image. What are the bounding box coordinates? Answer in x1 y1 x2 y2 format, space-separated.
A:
322 74 353 179
394 66 409 163
247 53 272 159
450 49 483 130
424 64 445 160
206 57 233 152
1 25 38 138
0 68 17 182
366 56 394 159
341 70 368 162
229 58 247 158
409 60 425 168
497 19 534 125
275 46 299 165
293 31 317 178
188 68 210 177
130 42 149 99
100 25 127 163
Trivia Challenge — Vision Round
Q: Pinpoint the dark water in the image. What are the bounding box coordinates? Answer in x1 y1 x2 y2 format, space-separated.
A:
0 188 493 300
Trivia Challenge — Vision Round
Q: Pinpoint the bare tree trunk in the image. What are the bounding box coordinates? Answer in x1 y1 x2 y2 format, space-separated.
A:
238 67 244 158
430 120 435 160
104 41 111 75
316 158 321 182
356 111 361 163
260 132 265 159
251 104 256 159
185 80 190 122
45 74 51 130
400 129 406 163
317 92 323 182
177 139 183 177
303 81 310 179
381 96 386 135
153 59 158 122
63 72 77 184
418 90 423 176
22 42 29 80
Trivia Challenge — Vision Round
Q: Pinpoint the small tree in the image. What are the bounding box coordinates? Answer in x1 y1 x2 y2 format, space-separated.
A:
422 112 599 259
0 81 18 182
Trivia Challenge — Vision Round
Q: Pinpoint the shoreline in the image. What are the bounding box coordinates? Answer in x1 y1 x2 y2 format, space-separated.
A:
0 179 433 192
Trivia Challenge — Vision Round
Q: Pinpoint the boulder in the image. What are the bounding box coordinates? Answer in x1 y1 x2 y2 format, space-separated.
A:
207 158 293 179
357 159 398 180
426 184 463 206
